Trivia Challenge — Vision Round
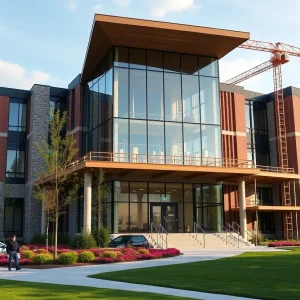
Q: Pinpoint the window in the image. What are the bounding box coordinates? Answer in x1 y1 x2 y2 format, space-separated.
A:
113 119 129 162
130 120 147 162
8 99 27 131
114 68 129 118
6 149 25 179
165 122 183 164
148 121 165 164
184 123 201 165
4 198 24 237
201 125 221 164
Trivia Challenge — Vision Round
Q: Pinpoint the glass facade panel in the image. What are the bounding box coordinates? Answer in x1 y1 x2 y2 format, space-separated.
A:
130 182 147 202
113 119 129 162
202 184 222 204
114 47 129 68
114 181 129 202
9 101 27 132
114 67 129 118
147 50 163 71
130 120 147 162
130 203 148 232
148 121 165 164
201 125 221 163
164 52 180 73
129 48 146 69
182 75 200 123
9 103 19 128
184 123 201 165
199 57 218 77
165 122 183 164
147 71 164 120
181 54 198 75
184 184 193 202
149 183 165 202
114 203 129 233
200 77 220 125
164 73 182 122
129 69 146 119
6 150 25 178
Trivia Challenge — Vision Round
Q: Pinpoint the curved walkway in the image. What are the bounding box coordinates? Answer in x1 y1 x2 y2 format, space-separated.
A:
0 247 283 300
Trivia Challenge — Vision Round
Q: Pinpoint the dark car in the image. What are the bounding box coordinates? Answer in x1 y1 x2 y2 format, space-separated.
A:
108 235 152 248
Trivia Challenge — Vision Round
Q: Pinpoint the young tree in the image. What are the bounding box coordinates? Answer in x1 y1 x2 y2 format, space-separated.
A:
35 109 81 259
92 169 108 247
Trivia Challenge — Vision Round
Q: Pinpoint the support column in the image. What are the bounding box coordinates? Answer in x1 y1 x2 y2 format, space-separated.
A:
83 171 92 233
238 179 247 239
41 201 46 235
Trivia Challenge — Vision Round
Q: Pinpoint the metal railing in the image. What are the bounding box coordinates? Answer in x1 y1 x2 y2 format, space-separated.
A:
64 152 295 174
150 222 160 247
193 222 206 248
225 222 239 248
159 224 168 249
217 221 239 247
232 222 254 244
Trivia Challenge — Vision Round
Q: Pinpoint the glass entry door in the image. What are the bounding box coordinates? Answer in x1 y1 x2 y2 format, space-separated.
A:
150 203 179 233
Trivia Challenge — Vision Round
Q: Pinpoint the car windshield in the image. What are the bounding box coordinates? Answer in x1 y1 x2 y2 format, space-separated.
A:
112 236 132 243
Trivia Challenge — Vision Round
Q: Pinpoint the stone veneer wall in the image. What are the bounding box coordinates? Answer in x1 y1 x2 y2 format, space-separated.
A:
24 85 50 242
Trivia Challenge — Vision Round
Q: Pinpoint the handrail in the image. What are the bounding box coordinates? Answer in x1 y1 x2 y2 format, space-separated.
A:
159 224 168 249
193 222 205 248
225 222 239 248
232 221 254 244
150 222 160 247
64 152 295 174
217 222 238 247
163 216 168 229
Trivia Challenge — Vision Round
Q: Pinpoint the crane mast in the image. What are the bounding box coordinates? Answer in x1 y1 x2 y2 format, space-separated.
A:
225 40 300 240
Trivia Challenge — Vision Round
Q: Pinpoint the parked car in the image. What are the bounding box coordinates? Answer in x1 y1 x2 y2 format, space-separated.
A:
108 235 152 248
0 242 6 254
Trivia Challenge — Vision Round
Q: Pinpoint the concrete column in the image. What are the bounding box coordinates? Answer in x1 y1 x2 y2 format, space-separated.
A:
238 179 247 239
41 201 46 235
83 171 92 233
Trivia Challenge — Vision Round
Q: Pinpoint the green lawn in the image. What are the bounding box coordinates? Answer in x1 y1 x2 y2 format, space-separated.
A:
90 248 300 300
0 279 194 300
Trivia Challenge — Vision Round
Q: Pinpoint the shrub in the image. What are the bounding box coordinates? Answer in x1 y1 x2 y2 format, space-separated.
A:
33 254 53 265
138 249 149 255
269 241 300 247
103 251 118 259
22 250 35 259
21 246 29 251
78 251 95 262
58 252 78 264
31 233 69 245
36 248 48 254
92 227 110 248
70 232 96 249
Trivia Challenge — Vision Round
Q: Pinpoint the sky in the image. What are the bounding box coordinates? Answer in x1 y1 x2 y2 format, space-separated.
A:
0 0 300 93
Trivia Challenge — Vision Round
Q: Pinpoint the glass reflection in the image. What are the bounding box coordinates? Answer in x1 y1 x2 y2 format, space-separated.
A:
165 122 183 164
184 123 201 165
199 57 218 77
113 119 129 162
114 68 129 118
148 121 165 164
200 77 220 125
130 120 147 163
201 125 221 164
130 69 146 119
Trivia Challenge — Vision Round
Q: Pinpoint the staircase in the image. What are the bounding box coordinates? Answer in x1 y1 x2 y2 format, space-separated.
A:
148 233 254 251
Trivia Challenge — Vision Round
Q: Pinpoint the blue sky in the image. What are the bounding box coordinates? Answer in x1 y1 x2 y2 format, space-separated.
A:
0 0 300 93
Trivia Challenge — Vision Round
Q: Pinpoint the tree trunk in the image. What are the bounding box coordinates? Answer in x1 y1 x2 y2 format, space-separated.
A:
54 212 58 259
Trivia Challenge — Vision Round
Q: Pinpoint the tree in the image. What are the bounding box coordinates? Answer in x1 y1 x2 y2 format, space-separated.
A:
92 169 108 247
35 109 81 259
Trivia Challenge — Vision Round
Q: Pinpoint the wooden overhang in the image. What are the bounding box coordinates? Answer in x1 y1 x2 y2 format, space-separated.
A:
35 159 300 186
232 206 300 212
81 14 250 83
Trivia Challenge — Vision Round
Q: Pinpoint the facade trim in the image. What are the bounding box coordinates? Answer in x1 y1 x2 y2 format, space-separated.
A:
0 132 8 137
222 130 246 137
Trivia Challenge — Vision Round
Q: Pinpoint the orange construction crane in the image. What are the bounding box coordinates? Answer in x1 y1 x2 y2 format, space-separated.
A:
225 40 300 240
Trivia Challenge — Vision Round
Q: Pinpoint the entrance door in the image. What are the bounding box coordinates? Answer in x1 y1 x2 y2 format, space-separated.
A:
150 203 179 233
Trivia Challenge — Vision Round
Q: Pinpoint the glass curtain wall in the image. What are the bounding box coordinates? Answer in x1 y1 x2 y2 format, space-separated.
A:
108 181 223 233
83 47 221 164
112 47 221 165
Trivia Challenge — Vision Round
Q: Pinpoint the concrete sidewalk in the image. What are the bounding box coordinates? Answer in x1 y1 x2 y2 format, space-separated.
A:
0 248 281 300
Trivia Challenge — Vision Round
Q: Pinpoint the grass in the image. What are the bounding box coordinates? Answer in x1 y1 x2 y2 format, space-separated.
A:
0 279 195 300
90 248 300 300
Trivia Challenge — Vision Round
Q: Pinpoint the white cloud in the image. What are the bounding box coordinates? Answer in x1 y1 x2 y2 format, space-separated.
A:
152 0 197 17
219 57 266 85
113 0 131 7
92 4 103 12
67 0 77 11
0 59 50 89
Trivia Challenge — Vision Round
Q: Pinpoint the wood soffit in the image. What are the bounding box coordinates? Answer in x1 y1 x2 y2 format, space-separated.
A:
81 14 250 83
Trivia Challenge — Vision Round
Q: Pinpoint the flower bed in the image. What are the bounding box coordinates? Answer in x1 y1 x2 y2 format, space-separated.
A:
268 241 300 247
0 245 181 267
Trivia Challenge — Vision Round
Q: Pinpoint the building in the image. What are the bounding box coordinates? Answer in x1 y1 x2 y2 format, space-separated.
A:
1 15 300 244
